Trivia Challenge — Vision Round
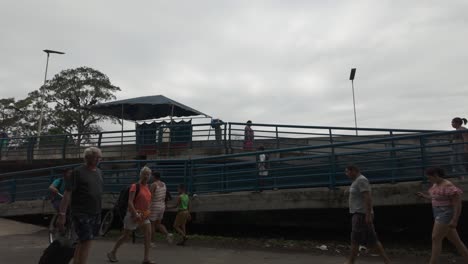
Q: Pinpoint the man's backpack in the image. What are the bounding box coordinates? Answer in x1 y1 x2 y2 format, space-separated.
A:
116 183 140 218
38 238 75 264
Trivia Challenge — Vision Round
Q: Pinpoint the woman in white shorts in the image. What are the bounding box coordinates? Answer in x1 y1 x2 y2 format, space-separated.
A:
150 171 173 243
108 166 155 264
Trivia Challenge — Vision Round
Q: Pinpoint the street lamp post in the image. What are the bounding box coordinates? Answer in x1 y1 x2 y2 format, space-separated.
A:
37 49 65 147
349 68 358 136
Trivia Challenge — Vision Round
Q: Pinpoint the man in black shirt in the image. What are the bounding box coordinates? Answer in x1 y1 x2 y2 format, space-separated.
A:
58 147 103 264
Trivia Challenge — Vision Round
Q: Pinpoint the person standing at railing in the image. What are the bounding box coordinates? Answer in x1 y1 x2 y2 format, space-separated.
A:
58 147 103 264
243 120 254 150
211 118 223 144
417 167 468 264
344 165 390 264
451 117 468 178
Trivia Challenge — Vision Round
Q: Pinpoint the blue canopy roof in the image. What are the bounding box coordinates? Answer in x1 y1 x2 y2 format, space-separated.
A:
89 95 208 121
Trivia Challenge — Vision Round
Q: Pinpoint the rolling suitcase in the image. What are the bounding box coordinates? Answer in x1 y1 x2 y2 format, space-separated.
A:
38 238 75 264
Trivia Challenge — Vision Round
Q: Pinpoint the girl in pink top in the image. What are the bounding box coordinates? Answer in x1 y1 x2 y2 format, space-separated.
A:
417 167 468 264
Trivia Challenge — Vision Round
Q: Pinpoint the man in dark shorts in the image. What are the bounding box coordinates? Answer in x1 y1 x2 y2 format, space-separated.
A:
58 147 103 264
345 165 390 264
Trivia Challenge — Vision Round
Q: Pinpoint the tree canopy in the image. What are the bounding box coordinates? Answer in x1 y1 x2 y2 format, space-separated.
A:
39 66 121 135
1 67 120 139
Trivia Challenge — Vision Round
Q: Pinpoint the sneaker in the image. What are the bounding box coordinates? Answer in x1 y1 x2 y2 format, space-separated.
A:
176 236 188 246
166 233 174 244
107 252 118 263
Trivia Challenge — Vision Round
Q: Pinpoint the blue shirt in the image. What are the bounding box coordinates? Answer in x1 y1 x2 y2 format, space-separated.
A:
52 178 65 196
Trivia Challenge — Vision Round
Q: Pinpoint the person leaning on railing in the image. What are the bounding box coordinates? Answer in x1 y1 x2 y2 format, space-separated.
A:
450 117 468 179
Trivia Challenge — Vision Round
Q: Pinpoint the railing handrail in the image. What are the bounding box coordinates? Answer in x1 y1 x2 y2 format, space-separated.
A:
228 122 440 133
190 129 457 162
0 158 191 178
0 129 459 178
3 121 439 141
0 128 464 204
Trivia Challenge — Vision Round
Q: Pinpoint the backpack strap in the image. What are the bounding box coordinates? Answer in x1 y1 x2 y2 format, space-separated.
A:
134 183 141 203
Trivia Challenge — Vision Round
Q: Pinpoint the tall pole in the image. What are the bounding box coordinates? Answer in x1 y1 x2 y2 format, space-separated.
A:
36 53 50 147
349 68 358 136
37 49 65 148
121 104 124 158
352 79 358 136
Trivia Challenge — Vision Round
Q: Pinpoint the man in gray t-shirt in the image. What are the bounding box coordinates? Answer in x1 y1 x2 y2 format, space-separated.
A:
349 174 371 214
345 165 390 264
66 165 103 215
58 147 103 264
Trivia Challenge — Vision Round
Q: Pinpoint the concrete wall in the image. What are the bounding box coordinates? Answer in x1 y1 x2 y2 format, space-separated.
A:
2 179 466 217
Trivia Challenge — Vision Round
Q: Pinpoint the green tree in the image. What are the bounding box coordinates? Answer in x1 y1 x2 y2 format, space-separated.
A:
38 67 121 139
0 97 42 137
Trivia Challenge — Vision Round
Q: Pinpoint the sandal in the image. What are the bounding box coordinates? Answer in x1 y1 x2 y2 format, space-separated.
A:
107 252 118 263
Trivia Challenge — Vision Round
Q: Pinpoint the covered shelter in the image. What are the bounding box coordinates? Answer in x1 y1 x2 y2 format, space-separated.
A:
88 95 208 121
89 95 210 153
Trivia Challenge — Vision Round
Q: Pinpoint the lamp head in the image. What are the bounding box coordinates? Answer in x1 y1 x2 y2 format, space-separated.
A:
349 68 356 80
43 49 65 55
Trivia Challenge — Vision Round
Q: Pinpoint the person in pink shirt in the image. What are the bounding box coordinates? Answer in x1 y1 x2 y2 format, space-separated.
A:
243 120 254 150
417 167 468 264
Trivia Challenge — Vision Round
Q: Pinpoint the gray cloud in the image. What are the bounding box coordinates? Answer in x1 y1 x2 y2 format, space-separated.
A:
1 0 467 132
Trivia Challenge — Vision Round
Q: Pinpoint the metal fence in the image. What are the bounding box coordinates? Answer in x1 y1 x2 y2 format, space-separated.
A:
0 122 437 161
0 129 465 204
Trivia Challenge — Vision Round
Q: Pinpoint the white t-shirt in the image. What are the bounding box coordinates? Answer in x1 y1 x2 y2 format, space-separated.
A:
258 154 269 176
349 174 372 214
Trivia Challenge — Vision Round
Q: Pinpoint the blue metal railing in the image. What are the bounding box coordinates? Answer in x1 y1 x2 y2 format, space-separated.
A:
0 121 437 161
0 129 465 203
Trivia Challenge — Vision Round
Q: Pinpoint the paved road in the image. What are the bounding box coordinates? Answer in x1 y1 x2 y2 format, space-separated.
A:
0 233 434 264
0 219 452 264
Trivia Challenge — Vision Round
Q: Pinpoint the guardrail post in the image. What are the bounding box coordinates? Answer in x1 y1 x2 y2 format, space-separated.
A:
389 131 397 183
329 147 337 189
97 133 103 148
136 161 142 180
188 160 194 194
183 160 188 188
228 123 232 154
419 135 428 180
62 135 68 160
275 126 280 149
10 178 16 203
328 128 333 145
27 137 37 162
223 124 228 154
222 163 226 192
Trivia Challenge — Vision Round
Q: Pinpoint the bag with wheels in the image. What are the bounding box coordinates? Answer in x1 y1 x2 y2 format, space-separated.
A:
38 238 75 264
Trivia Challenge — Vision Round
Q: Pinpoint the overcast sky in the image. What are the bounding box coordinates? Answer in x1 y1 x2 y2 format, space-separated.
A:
1 0 467 131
